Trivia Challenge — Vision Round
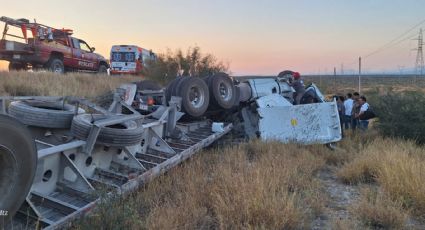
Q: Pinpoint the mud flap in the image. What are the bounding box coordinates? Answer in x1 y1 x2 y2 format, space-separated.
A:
257 100 341 144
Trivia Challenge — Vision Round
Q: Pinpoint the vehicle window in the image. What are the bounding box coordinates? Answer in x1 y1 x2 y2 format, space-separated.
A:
72 38 80 49
111 52 135 62
79 40 92 52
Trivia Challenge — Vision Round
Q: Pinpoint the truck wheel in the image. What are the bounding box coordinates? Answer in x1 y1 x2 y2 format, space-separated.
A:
48 58 64 73
0 115 37 219
171 77 189 98
98 64 108 74
208 72 235 109
165 77 183 105
71 114 144 146
179 77 209 118
8 62 26 71
277 70 294 78
8 100 84 129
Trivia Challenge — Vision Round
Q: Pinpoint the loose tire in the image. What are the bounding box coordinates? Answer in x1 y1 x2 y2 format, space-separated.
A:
0 115 37 219
71 114 144 146
47 58 64 73
178 77 209 118
207 72 235 109
9 100 83 129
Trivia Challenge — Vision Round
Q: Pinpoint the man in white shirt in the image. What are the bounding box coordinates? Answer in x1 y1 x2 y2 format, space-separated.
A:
343 93 354 130
355 96 370 130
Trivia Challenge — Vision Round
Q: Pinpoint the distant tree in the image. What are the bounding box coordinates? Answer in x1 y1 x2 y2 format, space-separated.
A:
143 46 228 85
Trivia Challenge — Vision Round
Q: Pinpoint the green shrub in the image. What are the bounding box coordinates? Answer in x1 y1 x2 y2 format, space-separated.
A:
143 46 228 85
372 91 425 144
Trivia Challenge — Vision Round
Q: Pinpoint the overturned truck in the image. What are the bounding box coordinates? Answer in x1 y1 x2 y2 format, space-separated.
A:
0 71 340 229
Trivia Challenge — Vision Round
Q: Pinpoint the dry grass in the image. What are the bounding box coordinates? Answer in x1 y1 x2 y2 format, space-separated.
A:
350 187 408 229
338 138 425 219
0 71 139 98
75 141 327 229
143 141 327 230
304 75 425 95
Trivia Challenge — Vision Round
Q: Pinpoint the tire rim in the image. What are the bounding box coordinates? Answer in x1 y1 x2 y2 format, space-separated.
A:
219 82 232 102
0 145 18 205
53 63 63 73
189 86 205 109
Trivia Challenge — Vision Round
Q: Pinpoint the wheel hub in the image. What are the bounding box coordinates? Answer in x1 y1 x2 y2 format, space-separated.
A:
189 86 205 109
53 63 62 73
219 82 232 101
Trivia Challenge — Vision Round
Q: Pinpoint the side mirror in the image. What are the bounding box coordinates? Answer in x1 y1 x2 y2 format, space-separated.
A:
91 47 96 52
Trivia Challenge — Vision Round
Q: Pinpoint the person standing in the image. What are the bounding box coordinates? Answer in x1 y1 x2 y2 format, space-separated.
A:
291 72 305 105
337 96 345 136
343 93 354 129
351 92 360 131
356 96 370 131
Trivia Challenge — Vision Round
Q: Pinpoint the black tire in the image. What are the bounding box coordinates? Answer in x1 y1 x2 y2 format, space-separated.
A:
47 58 64 73
134 80 162 91
233 83 241 106
277 70 294 78
8 62 26 71
98 64 108 74
178 77 209 118
165 77 183 105
71 114 144 146
8 100 83 129
207 72 235 109
171 77 188 98
0 115 36 220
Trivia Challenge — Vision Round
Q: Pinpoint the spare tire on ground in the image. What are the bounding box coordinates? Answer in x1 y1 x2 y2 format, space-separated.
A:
205 72 236 109
71 114 144 146
0 115 37 220
8 100 84 129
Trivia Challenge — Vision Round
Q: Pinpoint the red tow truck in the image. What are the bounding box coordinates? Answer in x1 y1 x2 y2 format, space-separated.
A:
0 16 108 73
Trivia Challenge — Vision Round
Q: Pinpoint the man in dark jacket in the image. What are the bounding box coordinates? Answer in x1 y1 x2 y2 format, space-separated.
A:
351 92 360 131
291 72 305 105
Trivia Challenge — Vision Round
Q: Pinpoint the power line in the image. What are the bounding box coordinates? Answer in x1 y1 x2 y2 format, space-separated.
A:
363 18 425 59
343 18 425 66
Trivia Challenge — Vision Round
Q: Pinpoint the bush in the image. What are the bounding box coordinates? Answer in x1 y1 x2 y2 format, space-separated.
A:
143 46 228 85
372 91 425 145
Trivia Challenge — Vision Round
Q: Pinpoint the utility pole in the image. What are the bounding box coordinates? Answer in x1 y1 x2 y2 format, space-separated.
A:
414 28 424 83
398 65 405 82
319 68 322 89
358 57 361 94
340 63 344 75
334 67 337 93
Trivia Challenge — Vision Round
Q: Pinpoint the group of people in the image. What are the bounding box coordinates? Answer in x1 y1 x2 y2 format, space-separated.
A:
286 71 373 135
336 92 371 134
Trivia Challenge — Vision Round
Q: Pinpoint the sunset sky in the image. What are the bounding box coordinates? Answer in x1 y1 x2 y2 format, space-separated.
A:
1 0 425 75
